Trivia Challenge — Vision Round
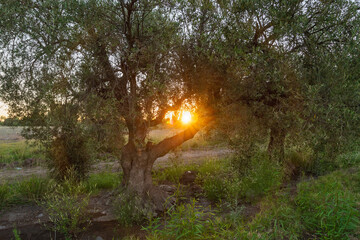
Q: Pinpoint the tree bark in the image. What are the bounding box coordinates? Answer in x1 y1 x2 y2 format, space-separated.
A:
267 127 286 162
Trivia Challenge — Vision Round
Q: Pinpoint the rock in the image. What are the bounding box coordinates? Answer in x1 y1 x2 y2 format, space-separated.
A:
95 236 104 240
189 184 203 195
37 213 44 218
179 170 198 185
159 185 176 193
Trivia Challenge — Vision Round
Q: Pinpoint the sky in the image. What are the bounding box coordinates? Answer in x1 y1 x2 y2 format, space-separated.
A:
0 102 8 117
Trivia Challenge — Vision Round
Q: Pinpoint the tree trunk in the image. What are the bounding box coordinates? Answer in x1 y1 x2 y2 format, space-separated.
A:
121 143 154 195
267 127 286 162
120 120 210 210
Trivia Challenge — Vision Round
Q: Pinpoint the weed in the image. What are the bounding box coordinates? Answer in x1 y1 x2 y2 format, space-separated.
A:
12 228 21 240
0 183 12 209
0 177 52 210
202 176 228 202
40 178 91 239
144 198 229 240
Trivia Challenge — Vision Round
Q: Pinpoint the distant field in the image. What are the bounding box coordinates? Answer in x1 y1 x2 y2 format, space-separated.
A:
0 127 44 164
0 126 24 143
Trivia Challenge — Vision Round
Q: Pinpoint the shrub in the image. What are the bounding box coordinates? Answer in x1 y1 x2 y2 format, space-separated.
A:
40 178 91 239
144 199 229 240
48 131 91 181
113 188 154 226
296 175 360 239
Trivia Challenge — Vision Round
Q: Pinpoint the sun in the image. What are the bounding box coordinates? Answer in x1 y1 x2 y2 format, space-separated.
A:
181 111 192 124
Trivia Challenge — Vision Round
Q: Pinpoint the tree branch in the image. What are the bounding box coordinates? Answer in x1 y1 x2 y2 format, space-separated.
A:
150 97 186 127
149 116 213 161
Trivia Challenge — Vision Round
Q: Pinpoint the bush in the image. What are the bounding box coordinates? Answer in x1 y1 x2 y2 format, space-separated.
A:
113 188 154 227
234 152 283 202
40 178 91 239
48 131 91 181
145 199 229 240
296 175 360 239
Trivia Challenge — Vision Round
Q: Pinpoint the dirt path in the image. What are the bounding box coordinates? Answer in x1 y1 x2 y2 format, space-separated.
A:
0 147 232 183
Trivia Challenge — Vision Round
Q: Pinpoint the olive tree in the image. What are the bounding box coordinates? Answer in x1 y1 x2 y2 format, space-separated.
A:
0 0 211 206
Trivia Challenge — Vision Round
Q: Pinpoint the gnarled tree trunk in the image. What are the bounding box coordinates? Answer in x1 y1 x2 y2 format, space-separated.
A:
120 123 206 210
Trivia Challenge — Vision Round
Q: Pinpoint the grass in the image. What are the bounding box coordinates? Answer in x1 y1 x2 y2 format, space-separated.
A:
0 140 44 164
145 198 230 240
0 171 122 211
0 176 53 209
85 171 122 193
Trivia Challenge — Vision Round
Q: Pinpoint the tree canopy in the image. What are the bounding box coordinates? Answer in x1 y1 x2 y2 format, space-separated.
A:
1 0 359 206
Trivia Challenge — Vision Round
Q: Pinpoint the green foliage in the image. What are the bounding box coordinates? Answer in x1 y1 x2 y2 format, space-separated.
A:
201 176 228 202
335 151 360 170
40 178 91 239
144 199 229 240
296 175 360 239
113 189 154 227
47 126 92 181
